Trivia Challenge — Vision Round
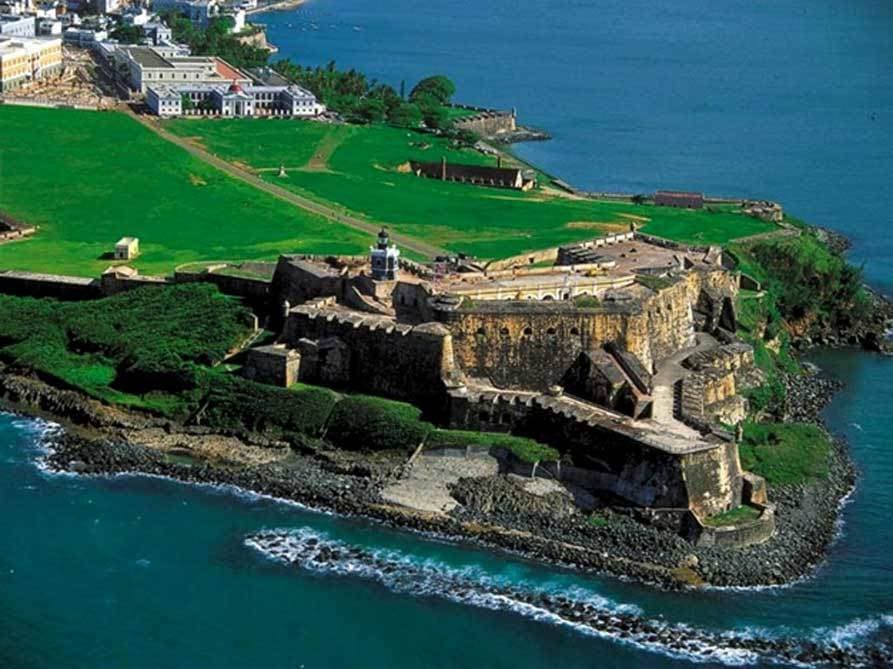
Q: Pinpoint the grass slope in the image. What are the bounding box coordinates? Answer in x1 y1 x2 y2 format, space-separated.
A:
739 421 831 486
164 119 777 258
0 106 368 277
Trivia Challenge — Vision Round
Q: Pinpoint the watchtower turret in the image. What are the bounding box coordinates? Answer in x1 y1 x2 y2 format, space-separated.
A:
370 227 400 281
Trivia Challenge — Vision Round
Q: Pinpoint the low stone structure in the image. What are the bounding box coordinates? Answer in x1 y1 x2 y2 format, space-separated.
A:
409 158 535 191
742 199 784 222
452 107 517 138
0 210 36 243
654 190 705 209
242 344 300 387
114 237 140 261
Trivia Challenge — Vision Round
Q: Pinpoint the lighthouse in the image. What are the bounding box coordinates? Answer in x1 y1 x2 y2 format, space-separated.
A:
370 227 400 281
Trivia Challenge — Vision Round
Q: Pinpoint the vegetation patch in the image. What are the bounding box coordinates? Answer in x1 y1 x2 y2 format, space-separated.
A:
635 274 673 292
0 284 254 413
201 375 337 437
426 429 559 463
574 295 601 308
739 421 831 487
587 514 610 528
703 505 761 527
325 395 433 452
731 231 868 417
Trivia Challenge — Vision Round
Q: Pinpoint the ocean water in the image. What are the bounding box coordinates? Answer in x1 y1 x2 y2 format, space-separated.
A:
3 0 893 666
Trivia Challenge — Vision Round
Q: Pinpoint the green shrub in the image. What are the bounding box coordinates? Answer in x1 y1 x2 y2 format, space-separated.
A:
326 395 433 452
635 274 673 292
738 421 831 486
0 284 253 412
426 429 559 463
202 375 337 437
574 295 600 308
703 505 761 527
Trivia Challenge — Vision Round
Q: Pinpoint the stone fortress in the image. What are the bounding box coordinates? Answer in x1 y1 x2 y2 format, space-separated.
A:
245 227 774 547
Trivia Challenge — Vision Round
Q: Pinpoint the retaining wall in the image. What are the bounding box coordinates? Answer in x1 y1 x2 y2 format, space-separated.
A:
0 271 100 300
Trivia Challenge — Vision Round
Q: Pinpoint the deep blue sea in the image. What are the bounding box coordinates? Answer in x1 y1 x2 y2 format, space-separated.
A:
3 1 893 666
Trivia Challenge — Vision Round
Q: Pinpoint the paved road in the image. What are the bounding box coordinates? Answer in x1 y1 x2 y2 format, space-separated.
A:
127 109 448 260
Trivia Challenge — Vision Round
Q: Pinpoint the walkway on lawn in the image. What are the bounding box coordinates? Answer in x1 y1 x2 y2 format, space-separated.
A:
127 109 448 260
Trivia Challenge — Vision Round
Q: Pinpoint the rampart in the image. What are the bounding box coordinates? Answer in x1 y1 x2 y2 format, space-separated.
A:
281 305 458 406
433 277 700 388
0 270 100 300
446 388 744 518
453 108 517 137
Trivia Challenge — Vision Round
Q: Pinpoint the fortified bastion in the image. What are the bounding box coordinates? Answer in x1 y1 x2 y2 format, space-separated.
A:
249 229 772 546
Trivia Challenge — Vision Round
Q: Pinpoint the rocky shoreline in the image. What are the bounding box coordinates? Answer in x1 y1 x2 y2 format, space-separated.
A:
0 356 857 592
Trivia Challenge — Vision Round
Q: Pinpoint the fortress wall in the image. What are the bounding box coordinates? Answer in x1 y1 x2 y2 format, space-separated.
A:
171 271 270 301
438 283 697 388
440 309 623 389
521 404 691 508
272 257 344 308
454 111 517 136
447 388 743 514
679 441 744 517
282 309 454 405
684 268 739 306
392 281 436 322
639 279 698 363
0 271 100 301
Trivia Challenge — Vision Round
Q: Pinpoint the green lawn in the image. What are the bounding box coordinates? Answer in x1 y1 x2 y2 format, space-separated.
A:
703 505 762 527
164 119 778 259
0 106 368 277
739 421 832 486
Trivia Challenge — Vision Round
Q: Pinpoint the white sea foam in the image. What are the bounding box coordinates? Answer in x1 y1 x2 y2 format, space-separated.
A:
247 528 893 667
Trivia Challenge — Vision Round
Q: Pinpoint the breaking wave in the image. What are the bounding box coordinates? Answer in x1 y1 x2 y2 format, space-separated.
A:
246 528 892 667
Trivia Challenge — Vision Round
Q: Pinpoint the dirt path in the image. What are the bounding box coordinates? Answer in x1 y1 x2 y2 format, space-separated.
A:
303 125 351 172
127 109 447 259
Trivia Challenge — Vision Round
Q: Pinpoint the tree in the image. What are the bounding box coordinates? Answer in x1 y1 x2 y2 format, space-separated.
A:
181 93 195 111
352 97 387 123
110 25 144 44
388 102 422 128
409 75 456 105
414 92 450 129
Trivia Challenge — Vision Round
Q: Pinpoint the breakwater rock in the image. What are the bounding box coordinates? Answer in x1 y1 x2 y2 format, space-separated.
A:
245 528 892 667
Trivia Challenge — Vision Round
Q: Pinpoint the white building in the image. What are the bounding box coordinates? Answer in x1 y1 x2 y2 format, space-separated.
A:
147 79 325 118
37 18 61 35
122 7 150 25
114 236 139 260
370 228 399 281
122 45 250 92
0 14 35 37
63 27 107 45
152 0 217 28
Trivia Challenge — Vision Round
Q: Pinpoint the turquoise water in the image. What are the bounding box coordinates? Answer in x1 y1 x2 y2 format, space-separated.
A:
1 374 891 668
3 0 893 665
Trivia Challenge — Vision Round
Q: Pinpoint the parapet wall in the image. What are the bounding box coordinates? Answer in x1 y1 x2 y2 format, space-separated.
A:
435 279 697 388
447 388 743 517
282 307 456 406
0 271 100 300
453 109 517 137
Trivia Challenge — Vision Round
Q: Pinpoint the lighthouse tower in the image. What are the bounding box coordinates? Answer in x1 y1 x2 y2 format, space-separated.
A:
370 227 400 281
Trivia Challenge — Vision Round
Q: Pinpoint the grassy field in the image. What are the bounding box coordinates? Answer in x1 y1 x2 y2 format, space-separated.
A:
0 106 368 277
164 118 777 258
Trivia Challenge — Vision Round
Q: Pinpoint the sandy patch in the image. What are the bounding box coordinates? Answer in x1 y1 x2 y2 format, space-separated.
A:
381 451 499 514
